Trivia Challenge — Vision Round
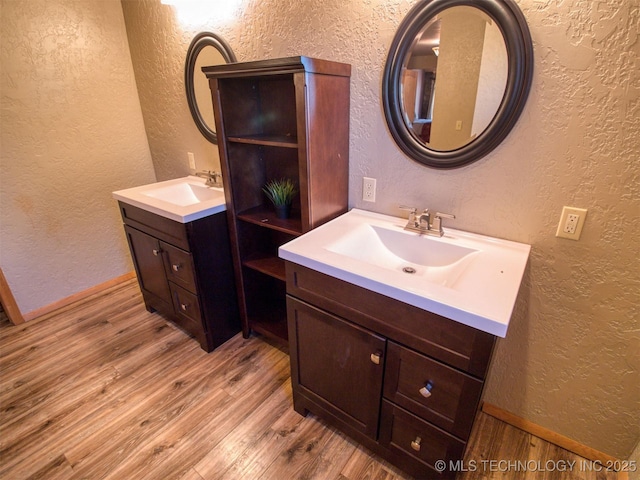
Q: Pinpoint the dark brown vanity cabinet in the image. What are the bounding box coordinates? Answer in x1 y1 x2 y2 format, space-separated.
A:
119 202 239 352
286 262 496 479
203 56 350 343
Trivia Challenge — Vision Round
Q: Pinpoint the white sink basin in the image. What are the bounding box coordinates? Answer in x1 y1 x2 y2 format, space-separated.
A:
326 223 479 288
142 181 222 207
279 208 531 337
112 176 226 223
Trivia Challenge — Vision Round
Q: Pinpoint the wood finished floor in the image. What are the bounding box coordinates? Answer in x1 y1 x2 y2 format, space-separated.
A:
0 279 617 480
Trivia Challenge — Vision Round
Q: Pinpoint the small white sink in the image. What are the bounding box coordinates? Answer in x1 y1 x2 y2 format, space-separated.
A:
326 223 479 288
279 209 531 337
142 181 223 207
113 176 226 223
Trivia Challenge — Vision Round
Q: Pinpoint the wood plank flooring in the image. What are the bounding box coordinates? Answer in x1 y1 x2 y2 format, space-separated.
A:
0 279 618 480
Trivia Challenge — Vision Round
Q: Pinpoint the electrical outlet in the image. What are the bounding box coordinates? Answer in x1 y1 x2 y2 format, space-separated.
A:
556 206 587 240
188 152 196 170
564 213 579 234
455 120 463 131
363 177 376 202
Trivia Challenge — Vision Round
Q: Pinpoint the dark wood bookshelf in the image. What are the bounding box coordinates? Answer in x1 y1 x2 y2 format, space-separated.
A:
205 56 351 344
227 134 298 148
249 310 289 342
237 205 302 235
242 255 286 281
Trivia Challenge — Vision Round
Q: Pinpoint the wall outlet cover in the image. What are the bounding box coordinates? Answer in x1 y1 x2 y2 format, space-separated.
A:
363 177 376 202
556 206 587 240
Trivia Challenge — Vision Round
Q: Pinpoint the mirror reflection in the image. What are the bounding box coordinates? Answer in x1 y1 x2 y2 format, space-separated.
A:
402 6 508 151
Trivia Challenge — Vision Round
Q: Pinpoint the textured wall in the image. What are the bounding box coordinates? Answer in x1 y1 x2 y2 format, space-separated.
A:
121 0 223 181
0 0 156 314
121 0 639 458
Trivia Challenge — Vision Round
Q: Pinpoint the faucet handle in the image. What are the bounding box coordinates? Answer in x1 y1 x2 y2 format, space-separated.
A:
399 205 419 228
399 205 417 214
432 212 455 236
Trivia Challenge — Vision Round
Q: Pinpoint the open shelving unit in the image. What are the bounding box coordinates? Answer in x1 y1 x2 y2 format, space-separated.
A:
204 56 351 343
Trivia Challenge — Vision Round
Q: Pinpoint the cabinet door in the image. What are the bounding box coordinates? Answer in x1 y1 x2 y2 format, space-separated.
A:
124 225 171 307
287 296 385 439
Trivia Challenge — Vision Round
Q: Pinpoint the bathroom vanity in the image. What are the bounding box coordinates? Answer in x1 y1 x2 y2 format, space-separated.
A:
280 209 531 478
285 263 492 478
113 177 240 352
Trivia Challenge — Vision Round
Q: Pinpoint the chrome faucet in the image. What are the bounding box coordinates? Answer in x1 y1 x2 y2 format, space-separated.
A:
195 170 223 188
418 209 431 230
400 206 419 229
400 205 455 237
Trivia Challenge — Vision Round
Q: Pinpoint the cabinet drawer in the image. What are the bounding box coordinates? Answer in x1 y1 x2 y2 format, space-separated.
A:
169 284 206 346
162 242 197 293
379 400 464 479
119 202 189 250
384 342 483 439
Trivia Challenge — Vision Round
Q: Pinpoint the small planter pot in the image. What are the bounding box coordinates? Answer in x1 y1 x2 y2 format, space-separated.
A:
274 204 291 219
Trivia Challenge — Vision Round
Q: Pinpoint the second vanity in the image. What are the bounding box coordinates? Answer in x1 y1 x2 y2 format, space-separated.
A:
279 208 531 478
113 176 240 352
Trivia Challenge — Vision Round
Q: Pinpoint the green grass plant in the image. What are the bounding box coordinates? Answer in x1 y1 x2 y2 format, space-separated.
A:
262 178 297 206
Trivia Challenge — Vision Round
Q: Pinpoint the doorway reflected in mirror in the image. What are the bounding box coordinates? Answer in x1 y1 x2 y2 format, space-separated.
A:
401 6 507 151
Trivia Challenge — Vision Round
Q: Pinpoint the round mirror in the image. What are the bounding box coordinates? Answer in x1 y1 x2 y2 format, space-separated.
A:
382 0 533 168
185 32 237 144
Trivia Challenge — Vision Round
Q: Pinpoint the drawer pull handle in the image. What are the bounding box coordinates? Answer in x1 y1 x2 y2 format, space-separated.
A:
370 352 382 365
152 249 161 256
180 303 189 311
411 436 422 452
172 264 181 272
419 382 433 398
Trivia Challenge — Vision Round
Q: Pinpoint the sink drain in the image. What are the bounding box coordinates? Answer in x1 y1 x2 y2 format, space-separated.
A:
402 266 416 274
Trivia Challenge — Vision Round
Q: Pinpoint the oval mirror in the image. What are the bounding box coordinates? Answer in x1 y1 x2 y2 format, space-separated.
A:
185 32 237 144
382 0 533 168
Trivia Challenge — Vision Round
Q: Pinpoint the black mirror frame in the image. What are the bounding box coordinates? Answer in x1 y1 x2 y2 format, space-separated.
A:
382 0 534 169
185 32 237 144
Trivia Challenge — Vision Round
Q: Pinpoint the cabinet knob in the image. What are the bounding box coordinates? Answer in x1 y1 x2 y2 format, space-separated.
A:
152 249 161 256
172 263 181 272
180 303 189 311
419 382 434 398
411 436 422 452
370 352 382 365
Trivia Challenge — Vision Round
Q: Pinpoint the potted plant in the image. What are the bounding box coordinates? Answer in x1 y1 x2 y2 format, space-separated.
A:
262 178 297 219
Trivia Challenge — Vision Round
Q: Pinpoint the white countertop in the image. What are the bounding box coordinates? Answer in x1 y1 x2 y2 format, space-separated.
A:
112 176 226 223
279 208 531 337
